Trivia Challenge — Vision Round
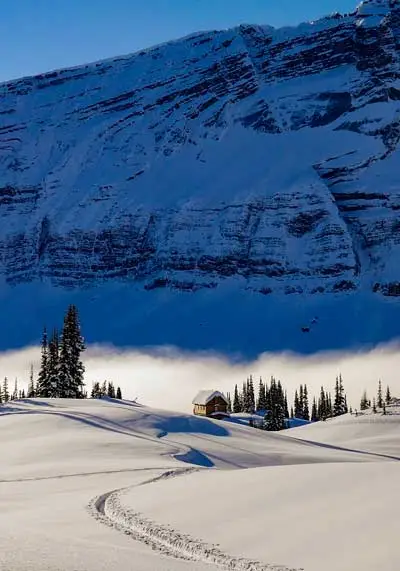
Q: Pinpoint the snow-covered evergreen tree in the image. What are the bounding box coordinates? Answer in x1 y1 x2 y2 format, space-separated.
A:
37 328 51 397
12 378 18 400
47 330 60 397
116 386 122 399
3 377 9 403
377 380 383 408
257 378 265 411
233 384 241 413
303 385 309 421
27 364 36 398
58 305 85 398
107 381 116 398
311 397 318 421
360 390 369 410
386 385 391 405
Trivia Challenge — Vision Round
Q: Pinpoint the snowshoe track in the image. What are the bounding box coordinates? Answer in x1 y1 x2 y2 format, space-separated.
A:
89 468 301 571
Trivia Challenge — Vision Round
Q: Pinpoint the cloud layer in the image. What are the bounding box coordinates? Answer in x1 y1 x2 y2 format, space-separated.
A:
3 343 399 413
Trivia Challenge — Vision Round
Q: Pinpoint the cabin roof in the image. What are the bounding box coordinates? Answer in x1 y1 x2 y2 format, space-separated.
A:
192 390 228 406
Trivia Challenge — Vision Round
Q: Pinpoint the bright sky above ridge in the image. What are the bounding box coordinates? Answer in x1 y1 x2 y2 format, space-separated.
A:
2 0 357 82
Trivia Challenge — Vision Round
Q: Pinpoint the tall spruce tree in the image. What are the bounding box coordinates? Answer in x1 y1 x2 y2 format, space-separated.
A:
27 364 36 398
116 386 122 399
37 328 51 397
47 329 60 397
12 378 18 400
233 384 241 413
257 378 265 411
58 305 85 398
3 377 9 403
360 390 369 410
284 390 289 419
226 392 232 413
294 390 300 419
318 386 327 421
107 381 116 398
385 385 391 405
311 397 318 422
264 377 285 431
303 385 309 421
377 380 383 409
91 381 101 398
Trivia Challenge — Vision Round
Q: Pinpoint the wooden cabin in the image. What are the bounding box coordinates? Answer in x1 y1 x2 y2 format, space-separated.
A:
192 390 229 417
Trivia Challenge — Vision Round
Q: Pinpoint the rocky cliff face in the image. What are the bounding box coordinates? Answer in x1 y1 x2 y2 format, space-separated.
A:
1 1 400 351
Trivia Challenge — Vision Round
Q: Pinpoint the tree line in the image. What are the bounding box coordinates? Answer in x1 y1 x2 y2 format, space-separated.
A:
359 380 392 414
0 305 123 403
228 374 350 431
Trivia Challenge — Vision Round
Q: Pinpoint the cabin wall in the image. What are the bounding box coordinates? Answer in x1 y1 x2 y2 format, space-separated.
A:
193 404 207 415
205 396 228 416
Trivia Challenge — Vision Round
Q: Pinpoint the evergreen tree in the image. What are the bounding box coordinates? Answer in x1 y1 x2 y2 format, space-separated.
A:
303 385 309 421
290 406 294 419
243 376 255 413
0 383 2 404
333 375 346 417
91 381 101 398
299 385 304 419
27 364 36 398
107 381 116 398
47 329 60 397
257 378 265 411
294 390 301 418
263 377 285 431
241 381 247 413
12 378 18 400
318 386 327 420
265 380 271 411
58 305 85 398
37 328 51 397
3 377 9 403
233 384 241 413
226 392 232 413
377 380 383 409
311 397 318 422
101 380 107 397
372 398 377 413
116 386 122 399
284 390 289 419
327 393 333 418
386 385 391 405
360 390 369 410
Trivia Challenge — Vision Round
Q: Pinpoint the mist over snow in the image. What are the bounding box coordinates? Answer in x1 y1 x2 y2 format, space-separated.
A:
3 342 400 412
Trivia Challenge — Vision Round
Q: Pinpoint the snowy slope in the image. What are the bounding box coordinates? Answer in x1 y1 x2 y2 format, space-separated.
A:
1 0 400 353
1 398 399 571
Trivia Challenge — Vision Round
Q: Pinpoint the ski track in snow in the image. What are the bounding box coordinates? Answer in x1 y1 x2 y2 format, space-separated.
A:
89 467 301 571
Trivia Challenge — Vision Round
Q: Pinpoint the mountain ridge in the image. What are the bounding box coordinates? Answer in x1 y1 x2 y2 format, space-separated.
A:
1 0 400 353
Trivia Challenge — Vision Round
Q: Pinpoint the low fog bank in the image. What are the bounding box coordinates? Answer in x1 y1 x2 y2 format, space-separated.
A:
2 342 399 413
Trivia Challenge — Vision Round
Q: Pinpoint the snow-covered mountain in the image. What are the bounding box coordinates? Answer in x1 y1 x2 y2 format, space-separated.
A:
1 0 400 352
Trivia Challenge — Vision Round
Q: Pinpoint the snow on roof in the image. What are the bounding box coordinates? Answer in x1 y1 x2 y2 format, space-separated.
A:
192 390 228 406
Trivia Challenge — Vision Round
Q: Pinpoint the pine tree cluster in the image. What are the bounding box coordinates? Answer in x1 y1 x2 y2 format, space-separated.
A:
91 380 123 400
232 376 289 431
36 305 86 398
230 373 351 429
293 384 309 420
0 377 26 403
358 382 392 414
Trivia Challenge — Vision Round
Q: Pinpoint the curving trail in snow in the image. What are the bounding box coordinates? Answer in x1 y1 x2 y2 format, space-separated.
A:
89 468 299 571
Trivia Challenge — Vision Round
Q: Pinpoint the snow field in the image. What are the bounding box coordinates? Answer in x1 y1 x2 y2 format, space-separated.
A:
1 398 399 570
